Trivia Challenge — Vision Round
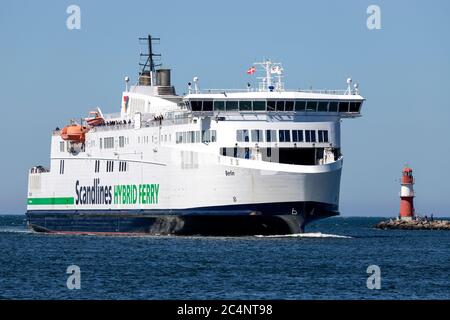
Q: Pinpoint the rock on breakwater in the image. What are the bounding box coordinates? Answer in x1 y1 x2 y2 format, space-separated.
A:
376 219 450 230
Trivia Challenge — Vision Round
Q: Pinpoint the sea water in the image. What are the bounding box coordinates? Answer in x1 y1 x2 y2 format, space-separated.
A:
0 215 449 299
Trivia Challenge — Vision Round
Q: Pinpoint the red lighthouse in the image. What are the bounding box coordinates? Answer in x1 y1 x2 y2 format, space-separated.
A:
399 167 415 220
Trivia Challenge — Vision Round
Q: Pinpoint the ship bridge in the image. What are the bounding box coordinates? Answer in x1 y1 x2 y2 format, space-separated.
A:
184 91 364 118
183 60 364 118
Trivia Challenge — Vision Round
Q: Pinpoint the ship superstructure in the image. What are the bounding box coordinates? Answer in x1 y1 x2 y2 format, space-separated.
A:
26 35 365 235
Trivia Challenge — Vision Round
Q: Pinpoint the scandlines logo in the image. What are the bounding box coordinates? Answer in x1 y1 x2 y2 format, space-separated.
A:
75 179 112 205
75 179 160 206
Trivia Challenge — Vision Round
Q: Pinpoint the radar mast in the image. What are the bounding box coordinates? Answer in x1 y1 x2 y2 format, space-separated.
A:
138 35 161 86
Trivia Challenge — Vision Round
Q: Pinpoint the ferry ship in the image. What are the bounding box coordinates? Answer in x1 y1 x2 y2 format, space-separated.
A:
26 35 365 236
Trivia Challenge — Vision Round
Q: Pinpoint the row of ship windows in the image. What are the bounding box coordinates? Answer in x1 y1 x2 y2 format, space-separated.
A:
59 128 328 153
176 130 217 144
237 129 329 143
190 100 361 113
61 134 174 153
138 134 173 144
94 136 155 150
59 160 128 175
102 135 173 149
101 136 127 149
61 137 129 152
69 135 173 152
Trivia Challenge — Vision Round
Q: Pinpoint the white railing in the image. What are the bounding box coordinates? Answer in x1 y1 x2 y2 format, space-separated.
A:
91 122 134 132
103 112 122 120
189 88 355 95
296 89 349 95
190 88 256 94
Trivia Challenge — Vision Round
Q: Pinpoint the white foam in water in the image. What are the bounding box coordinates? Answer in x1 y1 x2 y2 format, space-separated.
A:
255 232 352 239
0 227 31 234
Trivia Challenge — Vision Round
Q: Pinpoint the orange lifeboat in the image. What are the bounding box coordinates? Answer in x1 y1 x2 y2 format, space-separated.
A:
61 124 89 143
85 110 105 127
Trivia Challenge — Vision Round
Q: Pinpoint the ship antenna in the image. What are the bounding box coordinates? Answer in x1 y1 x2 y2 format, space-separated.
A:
138 34 161 85
254 59 284 92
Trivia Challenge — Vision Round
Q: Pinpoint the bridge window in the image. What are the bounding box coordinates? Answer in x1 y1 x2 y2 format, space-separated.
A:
318 130 329 143
306 101 317 112
191 100 202 111
60 141 65 152
318 101 328 112
203 100 213 111
253 101 266 111
251 130 264 142
226 100 238 111
285 100 294 111
279 130 291 142
266 130 277 142
338 101 349 112
295 100 306 111
276 100 285 111
305 130 316 143
214 101 225 111
329 101 338 112
292 130 304 142
239 101 252 111
267 100 276 111
236 130 250 142
349 101 361 113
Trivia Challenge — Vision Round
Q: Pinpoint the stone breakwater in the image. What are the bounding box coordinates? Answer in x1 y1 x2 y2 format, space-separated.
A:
376 219 450 230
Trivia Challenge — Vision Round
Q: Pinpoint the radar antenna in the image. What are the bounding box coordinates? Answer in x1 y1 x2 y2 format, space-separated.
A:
138 34 161 86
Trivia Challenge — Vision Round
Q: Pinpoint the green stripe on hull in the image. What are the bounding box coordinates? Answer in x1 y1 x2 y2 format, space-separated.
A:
27 197 74 205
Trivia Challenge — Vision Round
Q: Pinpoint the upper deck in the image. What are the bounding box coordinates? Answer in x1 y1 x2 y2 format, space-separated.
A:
53 51 365 137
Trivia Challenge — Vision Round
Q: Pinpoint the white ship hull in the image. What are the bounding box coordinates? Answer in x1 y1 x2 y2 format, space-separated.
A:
27 142 342 235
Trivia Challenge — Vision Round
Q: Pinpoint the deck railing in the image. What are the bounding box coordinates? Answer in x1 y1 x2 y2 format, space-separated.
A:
189 88 352 95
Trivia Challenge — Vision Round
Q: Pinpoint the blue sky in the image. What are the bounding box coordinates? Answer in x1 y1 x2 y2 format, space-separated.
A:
0 0 449 216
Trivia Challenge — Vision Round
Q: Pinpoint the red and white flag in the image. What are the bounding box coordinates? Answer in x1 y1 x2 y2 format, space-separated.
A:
246 66 256 75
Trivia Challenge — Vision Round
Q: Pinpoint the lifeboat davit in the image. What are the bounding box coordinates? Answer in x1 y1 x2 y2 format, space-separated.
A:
61 124 89 143
85 110 105 127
